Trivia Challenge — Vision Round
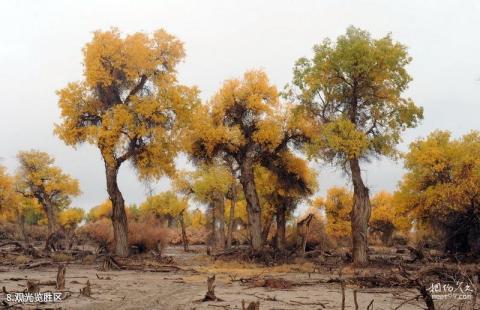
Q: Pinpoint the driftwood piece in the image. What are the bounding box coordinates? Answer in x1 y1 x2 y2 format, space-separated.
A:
20 261 53 269
56 264 66 289
241 300 260 310
202 275 223 302
80 280 91 297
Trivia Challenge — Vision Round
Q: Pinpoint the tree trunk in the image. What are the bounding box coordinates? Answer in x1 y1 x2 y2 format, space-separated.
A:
239 159 263 250
45 204 57 236
262 212 274 244
296 214 313 255
213 191 226 249
349 158 371 266
276 204 286 250
179 210 189 252
226 184 236 249
105 164 129 257
17 213 30 245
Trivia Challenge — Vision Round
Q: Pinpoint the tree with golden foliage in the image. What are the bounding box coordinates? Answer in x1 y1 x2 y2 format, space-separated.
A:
15 150 80 237
255 155 318 250
288 27 423 265
174 165 233 249
0 165 17 213
140 191 187 226
55 28 199 256
370 191 410 245
396 130 480 253
87 200 112 222
58 207 85 230
186 70 313 250
314 187 353 239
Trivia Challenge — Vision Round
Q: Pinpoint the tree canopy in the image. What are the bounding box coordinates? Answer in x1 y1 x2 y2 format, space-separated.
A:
395 130 480 252
15 150 80 235
288 26 423 265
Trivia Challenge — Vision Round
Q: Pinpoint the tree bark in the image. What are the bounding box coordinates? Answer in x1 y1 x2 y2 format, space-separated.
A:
275 204 286 250
262 212 274 244
296 214 313 255
44 204 57 236
349 157 371 266
213 191 226 249
239 158 263 250
105 164 129 257
226 184 236 249
17 213 30 245
179 210 189 252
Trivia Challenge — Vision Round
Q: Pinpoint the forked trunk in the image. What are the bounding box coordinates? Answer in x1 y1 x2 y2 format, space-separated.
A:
275 204 286 250
226 184 236 249
349 158 371 266
239 159 263 250
105 164 129 257
213 191 226 249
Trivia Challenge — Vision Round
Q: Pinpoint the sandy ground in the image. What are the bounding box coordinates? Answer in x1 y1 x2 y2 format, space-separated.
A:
0 246 474 309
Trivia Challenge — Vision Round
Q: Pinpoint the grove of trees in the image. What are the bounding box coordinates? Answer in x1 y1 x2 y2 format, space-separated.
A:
0 26 477 267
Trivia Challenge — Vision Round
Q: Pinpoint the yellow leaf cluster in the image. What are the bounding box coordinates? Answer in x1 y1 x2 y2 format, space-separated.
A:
313 186 352 238
55 28 199 180
58 207 85 229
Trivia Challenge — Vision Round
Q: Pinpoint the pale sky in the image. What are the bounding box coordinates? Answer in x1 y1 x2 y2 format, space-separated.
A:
0 0 479 211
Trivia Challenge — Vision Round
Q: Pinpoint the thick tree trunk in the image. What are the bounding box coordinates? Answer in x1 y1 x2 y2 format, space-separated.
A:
105 164 129 257
239 159 263 250
226 184 236 249
275 204 286 250
213 191 226 249
179 210 189 252
262 212 274 244
45 204 57 236
349 158 371 266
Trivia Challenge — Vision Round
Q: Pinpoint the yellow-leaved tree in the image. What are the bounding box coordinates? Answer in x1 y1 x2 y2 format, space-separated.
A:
185 70 314 250
55 28 199 256
174 165 233 249
15 150 81 237
395 130 480 253
370 191 410 245
288 27 423 265
313 187 353 240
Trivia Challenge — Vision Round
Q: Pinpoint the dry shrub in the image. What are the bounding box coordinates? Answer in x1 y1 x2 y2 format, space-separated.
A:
128 217 170 252
52 252 74 262
14 255 29 264
169 227 208 245
77 218 113 246
304 216 335 251
28 225 48 241
0 222 17 240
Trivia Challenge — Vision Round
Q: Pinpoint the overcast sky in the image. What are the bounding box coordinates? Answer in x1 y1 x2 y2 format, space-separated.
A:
0 0 479 212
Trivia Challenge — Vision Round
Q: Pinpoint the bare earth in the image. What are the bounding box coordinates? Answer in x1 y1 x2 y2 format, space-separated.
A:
0 246 471 309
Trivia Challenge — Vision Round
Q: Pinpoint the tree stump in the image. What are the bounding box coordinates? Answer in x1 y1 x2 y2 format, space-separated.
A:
27 280 40 293
56 264 66 290
80 280 91 297
202 275 223 301
242 299 260 310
